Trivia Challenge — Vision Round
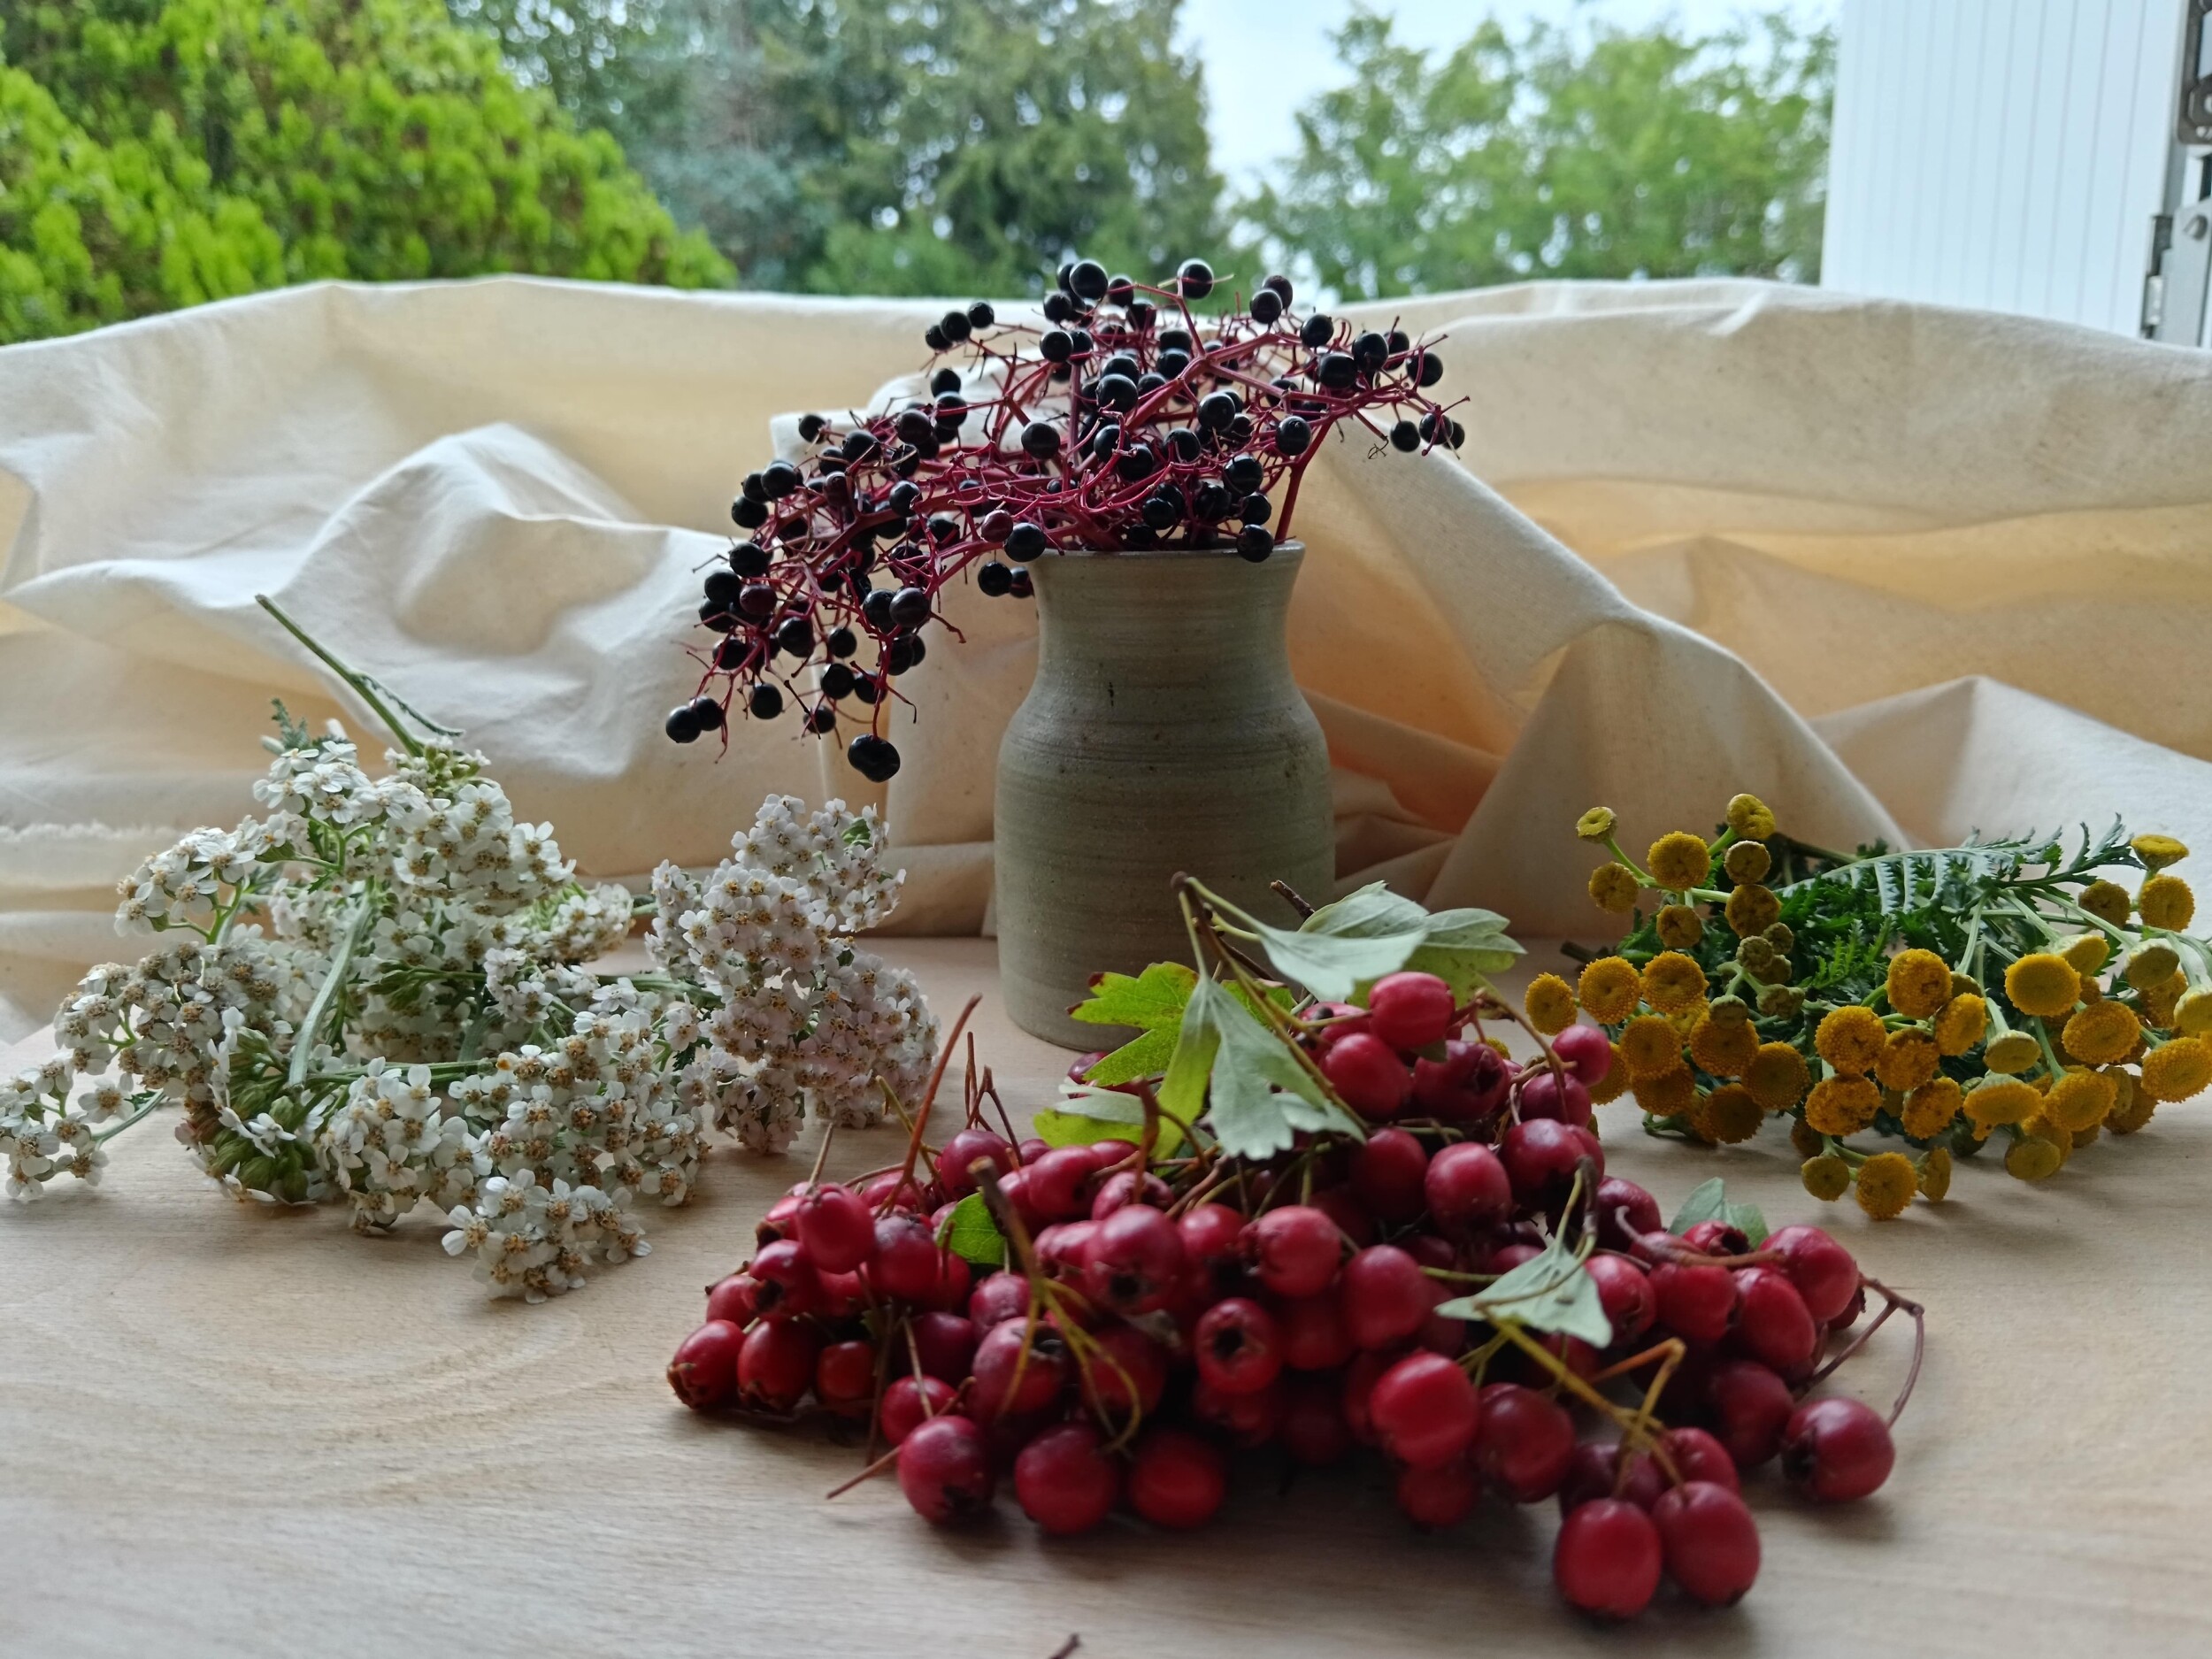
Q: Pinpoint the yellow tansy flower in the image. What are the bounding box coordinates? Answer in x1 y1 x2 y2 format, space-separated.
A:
2062 1002 2141 1067
1854 1152 1916 1219
1725 794 1777 841
2057 933 2109 976
2004 953 2080 1019
2131 833 2190 872
2005 1136 2065 1182
2077 879 2132 926
1588 1044 1631 1103
2175 987 2212 1036
1982 1030 2042 1074
1655 904 1705 949
1724 883 1781 937
1632 1065 1699 1118
1647 832 1712 893
2142 1037 2212 1102
1932 994 1986 1056
1576 807 1618 841
1525 973 1579 1036
2107 1075 2156 1134
1964 1077 2040 1128
1804 1075 1881 1137
1619 1014 1685 1079
1801 1154 1849 1202
1874 1028 1940 1093
2124 941 2181 991
1814 1005 1887 1076
1744 1042 1811 1111
2043 1068 2117 1133
1723 840 1771 884
1705 1083 1765 1145
1687 1014 1760 1079
1885 949 1953 1020
2139 874 2195 931
1641 951 1708 1014
1901 1077 1962 1140
1916 1146 1952 1202
1577 956 1643 1025
1589 863 1642 913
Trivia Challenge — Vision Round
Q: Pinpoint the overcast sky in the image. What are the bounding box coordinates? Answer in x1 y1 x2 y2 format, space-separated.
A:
1179 0 1839 181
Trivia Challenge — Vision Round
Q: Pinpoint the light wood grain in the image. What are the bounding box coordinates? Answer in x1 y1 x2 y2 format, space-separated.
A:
4 938 2208 1658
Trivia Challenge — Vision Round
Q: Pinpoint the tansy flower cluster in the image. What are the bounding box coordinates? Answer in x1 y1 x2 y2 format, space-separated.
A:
4 607 937 1302
1532 799 2209 1219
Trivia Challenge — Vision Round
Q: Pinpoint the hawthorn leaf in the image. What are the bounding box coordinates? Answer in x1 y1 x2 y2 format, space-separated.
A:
936 1193 1007 1266
1433 1237 1613 1348
1194 976 1363 1158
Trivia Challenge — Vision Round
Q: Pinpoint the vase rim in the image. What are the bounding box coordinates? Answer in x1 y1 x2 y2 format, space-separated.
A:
1033 539 1305 563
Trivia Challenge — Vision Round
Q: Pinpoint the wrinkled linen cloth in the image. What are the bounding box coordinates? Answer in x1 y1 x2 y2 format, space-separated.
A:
2 275 2208 1038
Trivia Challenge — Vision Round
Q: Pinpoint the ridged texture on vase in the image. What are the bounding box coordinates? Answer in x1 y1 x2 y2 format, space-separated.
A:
995 543 1335 1048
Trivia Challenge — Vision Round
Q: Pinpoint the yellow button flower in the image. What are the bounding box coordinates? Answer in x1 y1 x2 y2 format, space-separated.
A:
2131 833 2190 871
1688 1014 1760 1079
1874 1028 1940 1092
1964 1077 2040 1127
1724 882 1781 937
1814 1005 1887 1076
1588 863 1642 914
2004 953 2080 1019
2107 1074 2156 1133
2062 1001 2141 1066
2176 987 2212 1036
2139 873 2195 931
1576 807 1618 841
2142 1037 2212 1102
1724 840 1771 884
1641 951 1709 1014
1982 1030 2042 1074
2043 1067 2117 1133
2056 933 2109 976
2124 940 2182 990
1632 1064 1699 1117
2077 879 2132 926
1854 1151 1916 1219
1916 1146 1953 1202
1525 972 1578 1036
1885 949 1953 1020
1577 956 1643 1025
2004 1135 2065 1182
1647 832 1712 893
1801 1154 1849 1202
1901 1076 1962 1139
1805 1075 1880 1137
1588 1043 1631 1103
1705 1083 1765 1144
1932 994 1986 1056
1744 1042 1810 1110
1725 793 1777 841
1619 1014 1685 1079
1655 904 1705 949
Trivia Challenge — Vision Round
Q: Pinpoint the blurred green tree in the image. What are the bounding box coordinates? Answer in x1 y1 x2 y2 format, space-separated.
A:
0 0 729 344
452 0 1224 296
1245 10 1834 299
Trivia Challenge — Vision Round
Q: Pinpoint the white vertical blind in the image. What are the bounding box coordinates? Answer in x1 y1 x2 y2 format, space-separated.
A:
1824 0 2186 334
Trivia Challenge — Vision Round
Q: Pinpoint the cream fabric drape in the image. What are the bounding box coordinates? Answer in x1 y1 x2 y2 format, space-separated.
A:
3 275 2208 1040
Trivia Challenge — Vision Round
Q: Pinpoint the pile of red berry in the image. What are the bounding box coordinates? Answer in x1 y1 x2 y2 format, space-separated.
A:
666 972 1922 1623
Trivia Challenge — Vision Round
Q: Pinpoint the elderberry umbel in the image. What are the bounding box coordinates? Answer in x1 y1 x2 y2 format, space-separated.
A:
664 972 1924 1625
667 256 1470 782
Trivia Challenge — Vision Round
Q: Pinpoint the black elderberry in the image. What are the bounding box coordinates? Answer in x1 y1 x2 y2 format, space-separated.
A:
819 663 856 700
1417 351 1445 388
1225 412 1255 446
1317 350 1357 391
729 541 770 578
1165 426 1202 462
1240 493 1271 525
761 460 802 498
1390 419 1421 453
935 393 968 429
1005 521 1048 562
1300 313 1333 349
1068 259 1110 303
896 407 933 445
966 301 995 330
1106 273 1135 306
1248 288 1283 326
1223 452 1264 494
888 480 922 514
889 586 933 630
924 324 949 351
703 568 742 606
826 626 858 660
1087 422 1122 459
1096 373 1138 412
1386 328 1410 355
1157 348 1193 379
1136 372 1167 397
1115 442 1157 482
849 733 902 782
741 471 768 503
748 683 784 720
895 446 927 472
664 703 703 743
731 495 768 530
887 634 926 674
977 561 1014 596
1418 411 1449 445
842 430 879 463
861 589 897 633
1449 419 1466 449
1069 328 1095 357
1039 329 1074 364
1141 487 1185 529
690 695 726 733
714 634 749 672
1102 352 1140 381
1021 420 1063 459
930 368 962 396
1056 260 1077 294
798 413 826 442
1177 259 1215 300
699 598 737 632
1126 299 1156 331
1042 292 1073 325
738 583 777 619
776 616 814 656
1197 390 1238 430
939 309 972 343
1275 415 1312 457
1194 480 1233 519
1009 569 1033 598
1237 525 1274 561
926 512 961 543
1350 332 1389 374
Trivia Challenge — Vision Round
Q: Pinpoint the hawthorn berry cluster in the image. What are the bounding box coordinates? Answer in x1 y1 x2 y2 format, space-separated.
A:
667 964 1921 1624
668 255 1467 783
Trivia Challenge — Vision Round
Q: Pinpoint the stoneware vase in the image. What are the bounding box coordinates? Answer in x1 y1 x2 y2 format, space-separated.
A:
995 541 1335 1048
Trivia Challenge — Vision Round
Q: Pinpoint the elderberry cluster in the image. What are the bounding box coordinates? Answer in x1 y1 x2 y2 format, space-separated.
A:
668 255 1468 783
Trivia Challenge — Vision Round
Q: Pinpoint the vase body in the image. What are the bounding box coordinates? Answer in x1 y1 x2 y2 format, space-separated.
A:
995 543 1335 1048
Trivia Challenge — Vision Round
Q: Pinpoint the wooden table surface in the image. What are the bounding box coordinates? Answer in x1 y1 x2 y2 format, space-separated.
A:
4 938 2209 1658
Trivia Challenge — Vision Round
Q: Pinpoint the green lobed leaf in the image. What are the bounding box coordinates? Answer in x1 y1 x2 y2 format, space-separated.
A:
1072 961 1199 1030
1433 1236 1614 1348
1668 1177 1769 1247
1251 916 1431 1002
1190 976 1363 1159
936 1193 1007 1266
1082 1026 1179 1087
1157 977 1223 1130
1033 1081 1187 1158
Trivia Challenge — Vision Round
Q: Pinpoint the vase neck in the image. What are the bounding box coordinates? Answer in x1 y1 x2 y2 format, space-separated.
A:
1028 547 1304 686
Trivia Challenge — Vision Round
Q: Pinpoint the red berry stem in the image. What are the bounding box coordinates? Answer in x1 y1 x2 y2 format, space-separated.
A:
883 994 981 1211
1804 1273 1927 1425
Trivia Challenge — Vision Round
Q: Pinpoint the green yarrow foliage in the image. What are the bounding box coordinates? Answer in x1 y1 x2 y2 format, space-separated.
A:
0 0 730 344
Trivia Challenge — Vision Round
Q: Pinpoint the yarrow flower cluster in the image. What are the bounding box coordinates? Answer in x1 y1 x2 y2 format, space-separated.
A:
4 603 937 1302
1535 795 2210 1217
